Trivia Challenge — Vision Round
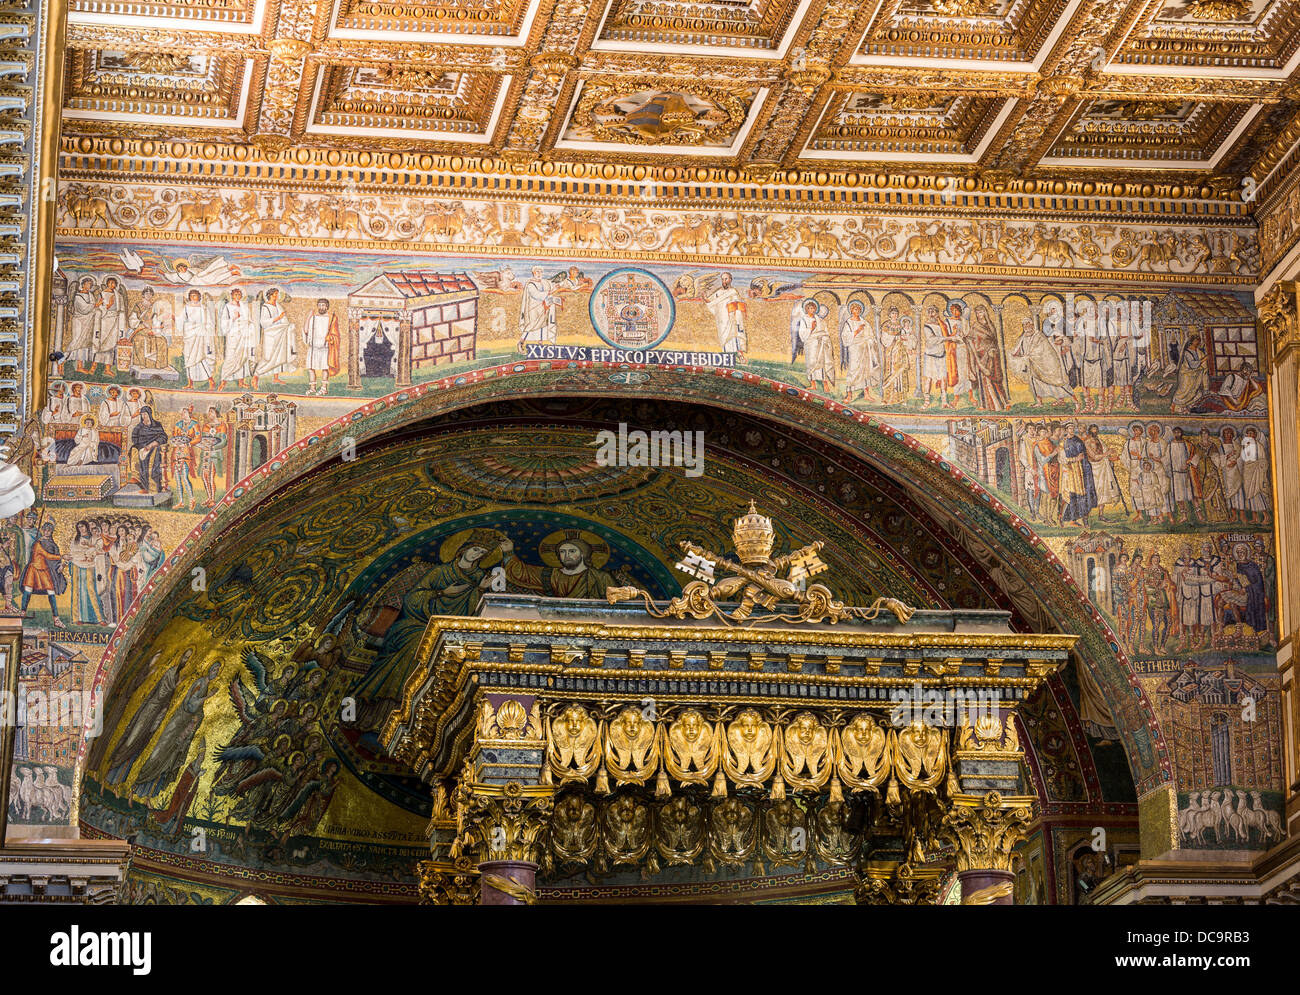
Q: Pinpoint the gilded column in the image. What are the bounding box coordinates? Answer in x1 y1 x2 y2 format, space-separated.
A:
396 318 413 388
940 791 1035 905
451 696 553 906
1259 281 1300 835
9 0 64 430
346 309 361 391
455 781 553 906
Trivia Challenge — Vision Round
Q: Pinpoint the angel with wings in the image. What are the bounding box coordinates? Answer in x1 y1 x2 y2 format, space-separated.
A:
274 757 342 846
178 288 217 390
210 649 279 796
159 255 242 288
605 706 659 784
547 704 601 782
722 708 776 787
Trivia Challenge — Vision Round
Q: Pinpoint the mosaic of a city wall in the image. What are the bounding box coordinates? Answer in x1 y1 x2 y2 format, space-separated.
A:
13 214 1274 824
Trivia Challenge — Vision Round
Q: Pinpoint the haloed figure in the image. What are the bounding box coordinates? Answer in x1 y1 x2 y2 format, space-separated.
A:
198 405 226 508
304 298 340 396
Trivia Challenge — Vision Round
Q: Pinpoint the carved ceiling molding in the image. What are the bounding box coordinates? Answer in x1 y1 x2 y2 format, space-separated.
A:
1256 164 1300 273
53 178 1260 283
59 134 1261 222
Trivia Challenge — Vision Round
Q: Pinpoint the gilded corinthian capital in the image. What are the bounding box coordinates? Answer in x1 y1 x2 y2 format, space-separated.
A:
1258 281 1298 370
939 792 1036 874
453 781 555 867
854 862 944 906
417 858 478 906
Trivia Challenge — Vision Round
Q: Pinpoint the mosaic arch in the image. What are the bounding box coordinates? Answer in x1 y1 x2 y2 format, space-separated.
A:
39 226 1278 883
76 392 1140 901
74 372 1170 783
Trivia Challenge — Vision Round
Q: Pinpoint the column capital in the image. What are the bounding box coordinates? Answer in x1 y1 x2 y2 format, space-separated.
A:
416 857 478 906
1258 280 1298 373
453 780 555 867
939 791 1036 874
854 861 945 905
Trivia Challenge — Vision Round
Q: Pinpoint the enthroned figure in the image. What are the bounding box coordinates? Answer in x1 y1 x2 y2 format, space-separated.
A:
131 323 173 380
502 535 619 599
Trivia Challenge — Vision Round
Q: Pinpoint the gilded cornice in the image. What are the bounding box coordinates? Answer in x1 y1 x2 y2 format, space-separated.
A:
418 615 1083 653
57 136 1259 218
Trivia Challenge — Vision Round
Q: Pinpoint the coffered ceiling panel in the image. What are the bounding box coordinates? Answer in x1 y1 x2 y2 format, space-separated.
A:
590 0 812 55
1112 0 1300 74
803 91 1015 162
851 0 1077 67
62 48 255 136
68 0 269 32
56 0 1300 209
306 66 514 144
554 81 767 157
1044 97 1263 168
325 0 543 44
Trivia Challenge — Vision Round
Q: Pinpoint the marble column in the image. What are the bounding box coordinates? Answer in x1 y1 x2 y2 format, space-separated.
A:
478 860 537 906
346 310 361 391
396 317 413 388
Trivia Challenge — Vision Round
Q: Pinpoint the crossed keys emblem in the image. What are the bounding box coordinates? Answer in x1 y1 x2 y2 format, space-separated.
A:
608 510 914 628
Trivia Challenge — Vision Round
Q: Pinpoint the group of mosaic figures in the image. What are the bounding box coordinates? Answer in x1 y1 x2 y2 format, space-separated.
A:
784 299 1012 409
1180 790 1282 848
65 277 340 395
43 382 228 506
6 766 71 822
710 286 1261 418
93 641 342 850
0 510 165 628
1018 422 1269 529
1110 542 1271 654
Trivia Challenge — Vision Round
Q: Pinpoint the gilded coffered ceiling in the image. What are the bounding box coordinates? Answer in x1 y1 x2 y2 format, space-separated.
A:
54 0 1300 209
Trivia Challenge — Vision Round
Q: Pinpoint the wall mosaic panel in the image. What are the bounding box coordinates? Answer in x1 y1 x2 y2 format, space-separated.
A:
3 195 1278 896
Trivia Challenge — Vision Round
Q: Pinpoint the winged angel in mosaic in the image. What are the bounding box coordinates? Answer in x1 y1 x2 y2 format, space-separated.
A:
609 501 914 627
